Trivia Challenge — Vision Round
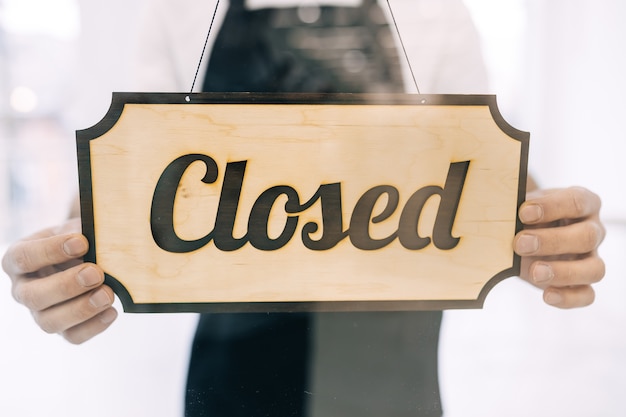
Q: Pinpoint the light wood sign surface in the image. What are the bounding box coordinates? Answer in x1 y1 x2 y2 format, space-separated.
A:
77 93 529 313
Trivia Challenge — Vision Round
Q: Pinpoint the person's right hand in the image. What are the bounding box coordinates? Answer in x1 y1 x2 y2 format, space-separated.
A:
2 218 117 344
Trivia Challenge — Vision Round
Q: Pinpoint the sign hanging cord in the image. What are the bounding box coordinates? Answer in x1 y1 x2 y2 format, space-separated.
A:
385 0 420 94
189 0 222 96
189 0 420 95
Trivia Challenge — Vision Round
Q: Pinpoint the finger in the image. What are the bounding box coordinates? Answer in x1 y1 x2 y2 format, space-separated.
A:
61 307 118 345
543 285 595 309
527 256 606 288
514 220 604 257
31 285 115 334
12 264 104 311
520 186 602 224
2 233 89 277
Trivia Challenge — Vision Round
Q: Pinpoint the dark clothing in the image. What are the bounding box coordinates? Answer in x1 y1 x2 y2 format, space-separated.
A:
186 312 443 417
186 313 312 417
202 0 404 94
185 1 443 416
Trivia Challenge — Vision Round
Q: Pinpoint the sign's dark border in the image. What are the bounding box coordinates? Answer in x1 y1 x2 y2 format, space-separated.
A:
76 92 529 313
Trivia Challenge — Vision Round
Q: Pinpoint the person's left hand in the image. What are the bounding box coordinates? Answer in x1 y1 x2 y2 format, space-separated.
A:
514 186 605 308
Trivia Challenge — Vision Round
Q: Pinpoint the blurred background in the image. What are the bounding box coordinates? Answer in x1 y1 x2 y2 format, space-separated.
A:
0 0 624 415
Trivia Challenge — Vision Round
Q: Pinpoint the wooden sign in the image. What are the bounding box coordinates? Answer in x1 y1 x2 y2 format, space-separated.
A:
77 93 529 313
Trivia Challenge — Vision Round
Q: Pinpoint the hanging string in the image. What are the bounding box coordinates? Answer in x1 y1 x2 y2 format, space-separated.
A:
385 0 421 94
189 0 420 96
189 0 222 95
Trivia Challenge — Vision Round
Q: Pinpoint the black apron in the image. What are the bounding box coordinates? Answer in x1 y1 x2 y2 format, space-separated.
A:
186 1 442 416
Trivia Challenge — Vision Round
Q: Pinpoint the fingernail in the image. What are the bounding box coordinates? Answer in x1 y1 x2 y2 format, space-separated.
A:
77 266 101 287
533 263 554 284
63 237 87 257
89 289 112 308
520 204 543 223
99 308 118 324
516 235 539 255
544 290 563 306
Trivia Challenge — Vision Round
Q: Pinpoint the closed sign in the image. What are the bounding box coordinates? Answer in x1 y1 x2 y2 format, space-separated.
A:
77 93 529 313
